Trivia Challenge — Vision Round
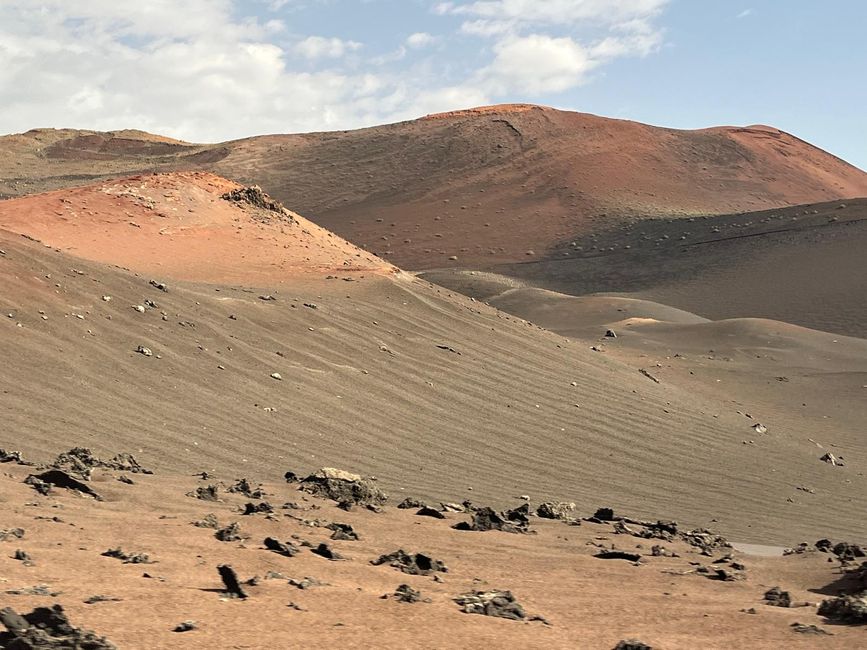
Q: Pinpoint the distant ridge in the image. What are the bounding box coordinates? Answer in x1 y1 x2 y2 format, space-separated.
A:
2 104 866 269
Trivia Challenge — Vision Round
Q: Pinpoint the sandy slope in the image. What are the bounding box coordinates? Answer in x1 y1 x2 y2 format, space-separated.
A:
421 198 867 338
2 217 867 545
414 278 867 541
0 462 861 650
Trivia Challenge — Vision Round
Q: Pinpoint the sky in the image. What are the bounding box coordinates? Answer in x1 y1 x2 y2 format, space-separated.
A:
1 0 865 169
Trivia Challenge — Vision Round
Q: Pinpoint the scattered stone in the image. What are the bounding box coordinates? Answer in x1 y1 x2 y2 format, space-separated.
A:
52 448 153 476
227 478 265 499
783 542 814 555
299 467 387 507
117 475 134 485
638 368 660 383
101 548 152 564
589 507 616 522
149 280 168 292
288 577 326 590
371 550 447 576
221 186 291 216
13 549 32 564
651 545 677 557
416 506 445 519
820 452 844 466
311 543 345 561
217 565 248 599
264 537 299 557
536 501 577 522
243 502 274 515
0 528 25 542
327 523 359 541
391 584 423 603
453 505 530 534
214 522 244 542
594 551 641 562
283 471 299 483
818 592 867 623
605 329 617 338
193 513 220 529
815 538 834 552
135 345 153 357
84 595 122 604
25 470 103 500
454 590 535 621
173 620 198 633
270 372 283 381
0 604 117 649
790 622 831 635
187 484 220 501
5 585 61 597
259 295 277 301
613 520 634 535
752 423 768 434
680 528 730 554
613 641 652 650
0 449 30 465
764 586 792 608
830 541 865 564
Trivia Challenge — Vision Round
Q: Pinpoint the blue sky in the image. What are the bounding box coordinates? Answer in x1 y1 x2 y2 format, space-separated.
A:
1 0 865 169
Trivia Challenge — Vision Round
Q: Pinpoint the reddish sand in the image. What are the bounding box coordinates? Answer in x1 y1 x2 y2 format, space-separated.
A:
0 172 391 285
1 461 862 649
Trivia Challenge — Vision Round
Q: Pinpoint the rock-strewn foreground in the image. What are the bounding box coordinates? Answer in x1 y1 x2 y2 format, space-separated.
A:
1 187 866 544
0 456 864 649
1 171 866 647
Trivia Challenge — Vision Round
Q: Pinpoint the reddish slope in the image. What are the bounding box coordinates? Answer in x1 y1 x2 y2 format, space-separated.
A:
2 106 866 269
0 171 390 284
210 105 867 268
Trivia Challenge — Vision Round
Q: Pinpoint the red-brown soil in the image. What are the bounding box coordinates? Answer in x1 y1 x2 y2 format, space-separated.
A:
0 172 390 285
1 461 861 649
3 105 866 271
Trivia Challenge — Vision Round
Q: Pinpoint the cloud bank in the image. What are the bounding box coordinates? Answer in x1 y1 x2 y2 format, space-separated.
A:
0 0 668 141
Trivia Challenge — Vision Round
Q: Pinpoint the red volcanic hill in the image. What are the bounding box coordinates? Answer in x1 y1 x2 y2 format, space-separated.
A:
2 105 866 269
0 171 390 285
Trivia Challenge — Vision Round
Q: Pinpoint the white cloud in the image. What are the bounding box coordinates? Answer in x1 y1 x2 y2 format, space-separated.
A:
406 32 437 48
477 34 596 94
736 8 753 19
0 0 670 142
442 0 667 97
294 35 362 59
459 19 517 37
438 0 668 25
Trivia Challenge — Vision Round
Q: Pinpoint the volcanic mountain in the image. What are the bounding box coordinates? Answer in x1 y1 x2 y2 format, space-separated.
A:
2 105 867 271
